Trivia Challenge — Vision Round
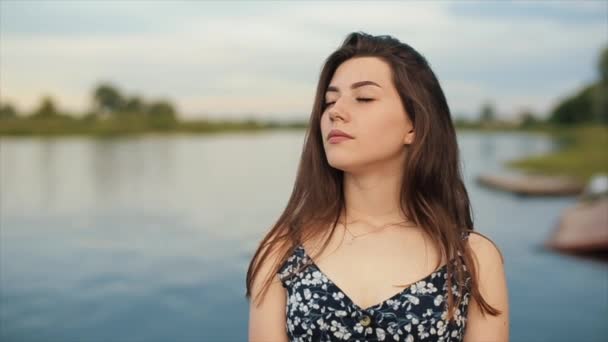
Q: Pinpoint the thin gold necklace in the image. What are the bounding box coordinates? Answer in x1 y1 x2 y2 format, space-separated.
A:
343 219 412 245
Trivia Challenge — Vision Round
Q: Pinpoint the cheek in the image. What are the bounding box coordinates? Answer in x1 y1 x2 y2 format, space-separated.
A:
359 130 402 156
320 112 328 127
358 114 407 154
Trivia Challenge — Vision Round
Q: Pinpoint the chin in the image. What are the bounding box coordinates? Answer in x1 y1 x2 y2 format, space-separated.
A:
327 156 357 172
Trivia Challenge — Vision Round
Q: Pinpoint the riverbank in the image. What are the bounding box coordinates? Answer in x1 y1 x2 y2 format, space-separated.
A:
500 124 607 183
0 116 307 137
476 173 585 196
456 123 607 184
1 117 605 183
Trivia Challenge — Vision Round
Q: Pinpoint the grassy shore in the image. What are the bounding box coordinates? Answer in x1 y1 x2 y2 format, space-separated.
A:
502 124 607 183
0 116 307 137
456 122 607 183
1 116 605 184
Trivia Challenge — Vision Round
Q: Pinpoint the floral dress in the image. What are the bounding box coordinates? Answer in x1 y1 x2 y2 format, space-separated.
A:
277 231 471 342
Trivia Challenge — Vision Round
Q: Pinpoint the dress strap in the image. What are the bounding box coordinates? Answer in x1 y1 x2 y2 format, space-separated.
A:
277 245 307 288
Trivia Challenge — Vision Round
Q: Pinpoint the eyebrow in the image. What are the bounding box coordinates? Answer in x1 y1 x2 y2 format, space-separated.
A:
325 80 382 93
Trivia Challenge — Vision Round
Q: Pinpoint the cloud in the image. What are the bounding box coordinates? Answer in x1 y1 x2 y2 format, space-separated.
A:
0 1 605 120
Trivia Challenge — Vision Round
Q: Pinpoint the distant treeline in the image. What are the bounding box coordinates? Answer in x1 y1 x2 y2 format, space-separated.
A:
0 45 606 135
2 82 183 128
458 45 607 128
0 82 307 135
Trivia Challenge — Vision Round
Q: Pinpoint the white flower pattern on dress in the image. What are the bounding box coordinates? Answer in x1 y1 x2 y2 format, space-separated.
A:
278 231 472 342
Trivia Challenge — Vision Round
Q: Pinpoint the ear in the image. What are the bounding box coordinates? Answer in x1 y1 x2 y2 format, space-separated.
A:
403 128 415 145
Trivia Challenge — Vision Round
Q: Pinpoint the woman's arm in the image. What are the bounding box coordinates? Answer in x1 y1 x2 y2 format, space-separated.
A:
248 244 289 342
463 233 510 342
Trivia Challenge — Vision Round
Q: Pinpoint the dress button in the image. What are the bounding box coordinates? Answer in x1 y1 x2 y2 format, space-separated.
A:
359 315 372 327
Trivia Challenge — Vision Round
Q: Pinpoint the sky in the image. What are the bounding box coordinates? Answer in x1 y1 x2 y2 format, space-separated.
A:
0 0 606 121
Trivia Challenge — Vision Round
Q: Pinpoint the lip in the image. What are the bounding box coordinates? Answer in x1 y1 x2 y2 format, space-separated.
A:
327 129 354 141
328 136 352 144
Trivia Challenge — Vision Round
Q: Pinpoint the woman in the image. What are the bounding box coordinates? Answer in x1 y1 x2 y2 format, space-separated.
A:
246 31 509 342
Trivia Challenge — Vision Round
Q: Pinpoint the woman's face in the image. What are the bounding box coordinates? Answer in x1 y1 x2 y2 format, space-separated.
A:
320 56 414 173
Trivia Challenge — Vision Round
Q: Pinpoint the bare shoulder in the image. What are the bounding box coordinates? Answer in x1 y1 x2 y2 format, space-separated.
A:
466 231 505 267
248 234 289 342
463 231 509 342
249 238 286 303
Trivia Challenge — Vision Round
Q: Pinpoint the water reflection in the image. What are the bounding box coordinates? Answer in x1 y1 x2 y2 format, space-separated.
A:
90 136 176 209
0 131 606 342
479 132 496 161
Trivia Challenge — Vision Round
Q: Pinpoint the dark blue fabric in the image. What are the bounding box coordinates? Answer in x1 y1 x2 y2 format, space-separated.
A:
278 231 471 342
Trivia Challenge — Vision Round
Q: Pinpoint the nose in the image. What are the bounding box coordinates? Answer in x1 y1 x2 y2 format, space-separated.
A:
329 109 340 122
328 101 347 122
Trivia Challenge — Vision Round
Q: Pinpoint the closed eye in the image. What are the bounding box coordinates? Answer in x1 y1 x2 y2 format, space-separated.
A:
324 98 374 108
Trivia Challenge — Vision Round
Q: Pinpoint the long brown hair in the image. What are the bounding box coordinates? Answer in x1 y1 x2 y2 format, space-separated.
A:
246 31 503 321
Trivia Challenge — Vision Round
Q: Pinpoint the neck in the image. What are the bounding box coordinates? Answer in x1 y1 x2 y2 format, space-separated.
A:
340 162 410 228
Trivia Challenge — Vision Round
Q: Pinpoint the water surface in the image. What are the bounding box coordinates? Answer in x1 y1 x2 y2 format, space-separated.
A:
1 130 606 341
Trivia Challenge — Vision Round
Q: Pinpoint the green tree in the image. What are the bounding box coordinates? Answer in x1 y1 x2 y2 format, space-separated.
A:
124 96 144 113
598 45 608 84
592 84 608 124
146 100 177 128
93 83 124 114
31 96 58 119
479 101 496 123
0 102 17 119
518 109 541 128
549 84 596 125
592 46 608 124
549 45 608 125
